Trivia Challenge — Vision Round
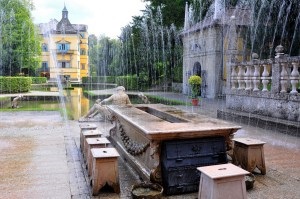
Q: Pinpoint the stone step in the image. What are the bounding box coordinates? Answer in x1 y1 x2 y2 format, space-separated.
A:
217 109 300 137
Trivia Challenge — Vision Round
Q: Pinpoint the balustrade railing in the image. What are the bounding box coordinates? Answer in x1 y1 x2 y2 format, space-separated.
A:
230 46 300 95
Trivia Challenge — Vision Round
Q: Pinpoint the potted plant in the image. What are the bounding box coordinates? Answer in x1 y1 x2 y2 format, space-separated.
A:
188 75 202 106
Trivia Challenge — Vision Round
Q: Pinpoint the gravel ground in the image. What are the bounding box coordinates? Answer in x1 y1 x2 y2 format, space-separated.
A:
0 111 299 199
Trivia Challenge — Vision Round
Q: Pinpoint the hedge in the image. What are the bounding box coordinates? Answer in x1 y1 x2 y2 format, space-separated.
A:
31 77 47 84
82 76 116 84
0 77 32 93
116 75 139 90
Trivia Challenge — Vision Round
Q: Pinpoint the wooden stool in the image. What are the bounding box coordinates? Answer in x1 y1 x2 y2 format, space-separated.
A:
81 130 102 160
91 148 120 195
232 138 266 174
86 137 111 176
197 163 249 199
79 123 97 149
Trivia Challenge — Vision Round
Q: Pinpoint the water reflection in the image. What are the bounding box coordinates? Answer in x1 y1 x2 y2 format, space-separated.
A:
64 87 91 120
2 87 147 120
1 87 93 120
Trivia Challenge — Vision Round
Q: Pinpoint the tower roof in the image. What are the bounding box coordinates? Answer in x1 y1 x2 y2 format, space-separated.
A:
56 5 76 33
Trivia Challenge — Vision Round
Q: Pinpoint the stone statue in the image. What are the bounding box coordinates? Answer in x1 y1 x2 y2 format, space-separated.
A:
83 99 111 119
100 86 132 106
138 92 150 104
80 86 132 121
11 95 23 109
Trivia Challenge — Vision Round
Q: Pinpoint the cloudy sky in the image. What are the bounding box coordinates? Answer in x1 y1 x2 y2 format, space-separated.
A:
31 0 147 38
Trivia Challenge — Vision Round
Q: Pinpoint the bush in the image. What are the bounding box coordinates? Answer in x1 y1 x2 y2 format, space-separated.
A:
82 76 116 84
188 75 202 98
31 77 47 84
116 75 139 90
0 76 32 93
173 65 183 83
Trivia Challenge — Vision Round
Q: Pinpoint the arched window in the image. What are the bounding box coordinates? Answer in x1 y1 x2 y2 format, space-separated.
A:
193 62 201 77
42 43 48 52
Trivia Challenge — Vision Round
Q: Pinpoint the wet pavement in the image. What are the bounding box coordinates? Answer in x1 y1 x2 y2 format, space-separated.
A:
0 94 300 199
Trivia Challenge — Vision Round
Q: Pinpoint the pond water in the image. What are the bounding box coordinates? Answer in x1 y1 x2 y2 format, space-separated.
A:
2 87 143 120
0 87 93 120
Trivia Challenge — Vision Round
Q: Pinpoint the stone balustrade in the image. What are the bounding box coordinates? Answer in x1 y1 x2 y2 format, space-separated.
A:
226 45 300 122
230 56 300 94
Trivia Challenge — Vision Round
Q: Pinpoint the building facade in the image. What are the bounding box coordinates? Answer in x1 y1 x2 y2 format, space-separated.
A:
181 2 250 98
37 5 89 82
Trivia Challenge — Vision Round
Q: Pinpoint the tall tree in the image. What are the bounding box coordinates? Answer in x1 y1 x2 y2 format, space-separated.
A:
88 34 122 77
0 0 41 76
143 0 192 27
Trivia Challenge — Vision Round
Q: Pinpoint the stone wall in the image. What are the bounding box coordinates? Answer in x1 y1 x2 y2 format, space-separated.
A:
226 90 300 122
182 26 223 98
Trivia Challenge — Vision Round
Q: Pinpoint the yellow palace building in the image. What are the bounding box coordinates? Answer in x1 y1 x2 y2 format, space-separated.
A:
37 5 89 83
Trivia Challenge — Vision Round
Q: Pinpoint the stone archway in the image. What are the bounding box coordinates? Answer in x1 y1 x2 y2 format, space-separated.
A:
193 62 201 77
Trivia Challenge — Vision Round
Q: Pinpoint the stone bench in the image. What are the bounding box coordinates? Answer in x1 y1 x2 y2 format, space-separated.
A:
91 148 120 195
232 137 266 174
197 163 249 199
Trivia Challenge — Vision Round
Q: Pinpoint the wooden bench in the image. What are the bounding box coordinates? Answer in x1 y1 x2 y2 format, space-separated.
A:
232 138 266 174
91 148 120 195
79 123 98 150
197 163 249 199
80 129 102 161
86 137 111 176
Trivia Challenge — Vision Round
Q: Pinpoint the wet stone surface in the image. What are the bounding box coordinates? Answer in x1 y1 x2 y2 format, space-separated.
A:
0 111 300 199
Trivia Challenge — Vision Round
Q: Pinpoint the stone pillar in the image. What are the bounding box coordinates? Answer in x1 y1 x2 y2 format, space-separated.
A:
261 63 271 92
290 62 299 94
272 45 284 93
251 53 260 91
280 62 289 93
214 0 224 20
184 2 189 30
226 16 238 91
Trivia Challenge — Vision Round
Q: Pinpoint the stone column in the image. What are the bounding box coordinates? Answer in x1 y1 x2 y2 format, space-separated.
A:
226 16 238 91
184 2 189 30
290 62 299 94
272 45 284 93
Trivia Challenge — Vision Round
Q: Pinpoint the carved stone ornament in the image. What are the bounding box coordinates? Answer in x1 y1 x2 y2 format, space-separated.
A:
150 140 162 183
117 121 150 156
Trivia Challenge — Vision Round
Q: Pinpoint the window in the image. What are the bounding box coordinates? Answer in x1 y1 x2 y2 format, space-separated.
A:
57 43 70 52
58 61 70 68
81 64 85 70
42 43 48 52
42 62 48 70
80 49 86 55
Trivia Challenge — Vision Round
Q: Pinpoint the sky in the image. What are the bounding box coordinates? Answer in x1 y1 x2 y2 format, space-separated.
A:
31 0 147 38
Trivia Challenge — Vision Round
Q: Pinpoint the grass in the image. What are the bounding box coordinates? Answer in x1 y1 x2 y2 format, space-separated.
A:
0 99 60 112
146 94 188 106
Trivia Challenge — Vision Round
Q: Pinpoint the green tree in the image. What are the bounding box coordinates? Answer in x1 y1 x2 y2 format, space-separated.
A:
143 0 192 27
118 3 184 89
0 0 41 76
88 34 122 77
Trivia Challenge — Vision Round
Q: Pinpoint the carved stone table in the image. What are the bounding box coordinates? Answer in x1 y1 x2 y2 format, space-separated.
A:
91 148 120 195
86 137 111 176
107 104 241 194
197 163 249 199
232 138 266 174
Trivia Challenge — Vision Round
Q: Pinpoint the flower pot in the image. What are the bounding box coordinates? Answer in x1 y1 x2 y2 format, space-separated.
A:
191 98 199 106
131 182 163 199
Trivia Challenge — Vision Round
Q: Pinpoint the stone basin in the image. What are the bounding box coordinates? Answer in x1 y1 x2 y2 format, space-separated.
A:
107 104 241 187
